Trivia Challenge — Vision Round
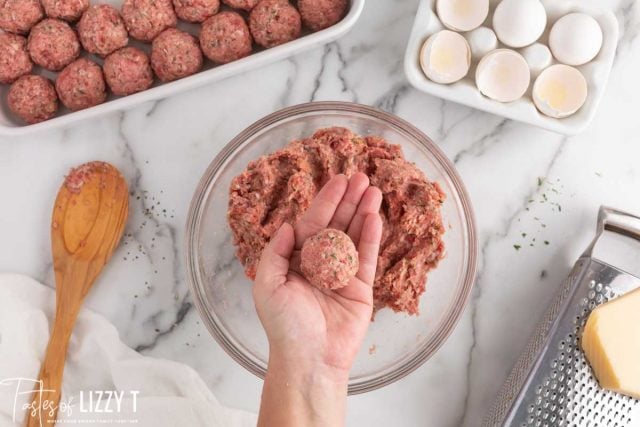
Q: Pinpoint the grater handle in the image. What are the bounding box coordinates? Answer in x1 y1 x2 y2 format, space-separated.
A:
583 206 640 257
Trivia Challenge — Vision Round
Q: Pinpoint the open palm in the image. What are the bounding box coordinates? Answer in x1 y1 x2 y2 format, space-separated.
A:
253 173 383 372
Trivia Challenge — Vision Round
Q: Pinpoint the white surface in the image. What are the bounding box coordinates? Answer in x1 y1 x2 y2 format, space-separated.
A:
0 0 639 426
521 42 553 76
405 0 619 135
0 274 256 426
0 0 364 136
467 26 498 59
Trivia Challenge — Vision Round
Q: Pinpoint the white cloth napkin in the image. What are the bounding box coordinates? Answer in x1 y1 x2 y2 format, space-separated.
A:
0 274 257 427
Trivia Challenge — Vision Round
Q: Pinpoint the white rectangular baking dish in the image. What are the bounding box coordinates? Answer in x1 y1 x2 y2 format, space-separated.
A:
0 0 364 136
404 0 618 135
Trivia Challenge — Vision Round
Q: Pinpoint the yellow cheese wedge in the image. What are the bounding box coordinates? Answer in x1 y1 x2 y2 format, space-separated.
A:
582 287 640 399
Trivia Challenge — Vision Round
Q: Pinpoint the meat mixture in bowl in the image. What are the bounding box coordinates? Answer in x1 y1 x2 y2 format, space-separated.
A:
228 127 446 315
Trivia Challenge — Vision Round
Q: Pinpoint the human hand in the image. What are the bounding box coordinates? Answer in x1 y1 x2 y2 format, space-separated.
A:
253 172 383 374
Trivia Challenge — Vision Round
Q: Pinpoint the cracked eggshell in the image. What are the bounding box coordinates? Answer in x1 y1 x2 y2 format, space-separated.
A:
436 0 489 32
549 13 603 66
533 64 587 118
466 26 497 60
493 0 547 48
521 43 552 76
476 49 530 102
420 30 471 84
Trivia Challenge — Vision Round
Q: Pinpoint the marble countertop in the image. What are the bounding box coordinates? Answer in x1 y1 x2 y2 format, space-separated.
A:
2 0 640 425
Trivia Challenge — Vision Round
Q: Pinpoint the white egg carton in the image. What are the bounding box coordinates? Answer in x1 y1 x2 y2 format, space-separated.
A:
404 0 618 135
0 0 365 136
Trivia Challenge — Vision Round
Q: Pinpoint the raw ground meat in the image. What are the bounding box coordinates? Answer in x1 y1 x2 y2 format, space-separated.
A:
27 18 80 71
0 0 43 34
172 0 219 23
221 0 257 11
301 228 359 290
121 0 177 42
228 127 446 315
297 0 347 31
55 58 106 111
41 0 88 22
199 11 252 64
0 32 33 84
77 4 128 57
7 74 58 124
103 47 153 95
151 28 202 82
249 0 301 48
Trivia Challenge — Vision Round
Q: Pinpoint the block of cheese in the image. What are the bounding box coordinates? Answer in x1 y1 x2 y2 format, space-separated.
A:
581 287 640 399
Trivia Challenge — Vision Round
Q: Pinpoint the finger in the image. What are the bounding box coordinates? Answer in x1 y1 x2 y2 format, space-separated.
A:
356 212 383 285
255 223 295 295
295 174 348 248
347 186 383 245
328 172 370 232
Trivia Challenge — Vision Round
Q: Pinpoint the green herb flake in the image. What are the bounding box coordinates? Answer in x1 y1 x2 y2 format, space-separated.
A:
544 240 550 245
514 244 521 251
522 232 527 238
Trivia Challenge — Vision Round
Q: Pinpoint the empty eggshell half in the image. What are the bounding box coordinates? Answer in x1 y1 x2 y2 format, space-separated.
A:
533 64 588 118
549 13 603 66
493 0 547 48
467 27 498 60
420 30 471 84
476 49 530 102
436 0 489 32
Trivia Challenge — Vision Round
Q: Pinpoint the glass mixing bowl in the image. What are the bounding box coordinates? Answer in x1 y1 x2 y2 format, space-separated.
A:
185 102 477 394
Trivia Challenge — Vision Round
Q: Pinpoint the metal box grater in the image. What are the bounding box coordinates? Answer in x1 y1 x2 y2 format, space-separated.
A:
483 206 640 427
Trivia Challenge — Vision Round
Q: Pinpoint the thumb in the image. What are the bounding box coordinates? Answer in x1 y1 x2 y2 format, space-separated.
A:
255 222 295 295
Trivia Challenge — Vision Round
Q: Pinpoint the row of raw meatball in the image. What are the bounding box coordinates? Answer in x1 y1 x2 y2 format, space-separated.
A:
0 0 347 123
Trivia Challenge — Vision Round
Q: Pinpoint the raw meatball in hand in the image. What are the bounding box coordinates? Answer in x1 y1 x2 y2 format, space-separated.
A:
55 58 106 111
28 18 80 71
151 28 202 82
78 5 128 57
8 75 58 124
298 0 347 31
221 0 257 11
199 11 252 64
104 47 153 95
172 0 219 23
0 32 33 84
41 0 89 22
249 0 301 48
0 0 43 34
301 228 359 290
121 0 177 42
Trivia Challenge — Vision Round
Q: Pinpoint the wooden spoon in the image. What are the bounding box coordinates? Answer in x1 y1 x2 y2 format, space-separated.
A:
25 161 128 427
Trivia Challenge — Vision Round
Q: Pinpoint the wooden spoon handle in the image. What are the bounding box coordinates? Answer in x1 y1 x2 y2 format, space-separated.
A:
25 310 78 427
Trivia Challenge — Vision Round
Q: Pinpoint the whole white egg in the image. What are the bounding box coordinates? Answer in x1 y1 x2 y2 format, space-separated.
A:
437 0 489 32
549 13 603 66
476 49 531 102
420 30 471 84
493 0 547 48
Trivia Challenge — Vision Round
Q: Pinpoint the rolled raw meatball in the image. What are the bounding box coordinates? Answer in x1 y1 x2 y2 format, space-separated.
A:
298 0 347 31
173 0 219 23
0 0 43 34
28 18 80 71
301 228 359 291
77 5 128 57
55 58 106 111
103 47 153 95
121 0 176 42
249 0 300 48
151 28 202 82
0 32 33 84
8 75 58 124
199 11 252 64
221 0 257 11
41 0 89 22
